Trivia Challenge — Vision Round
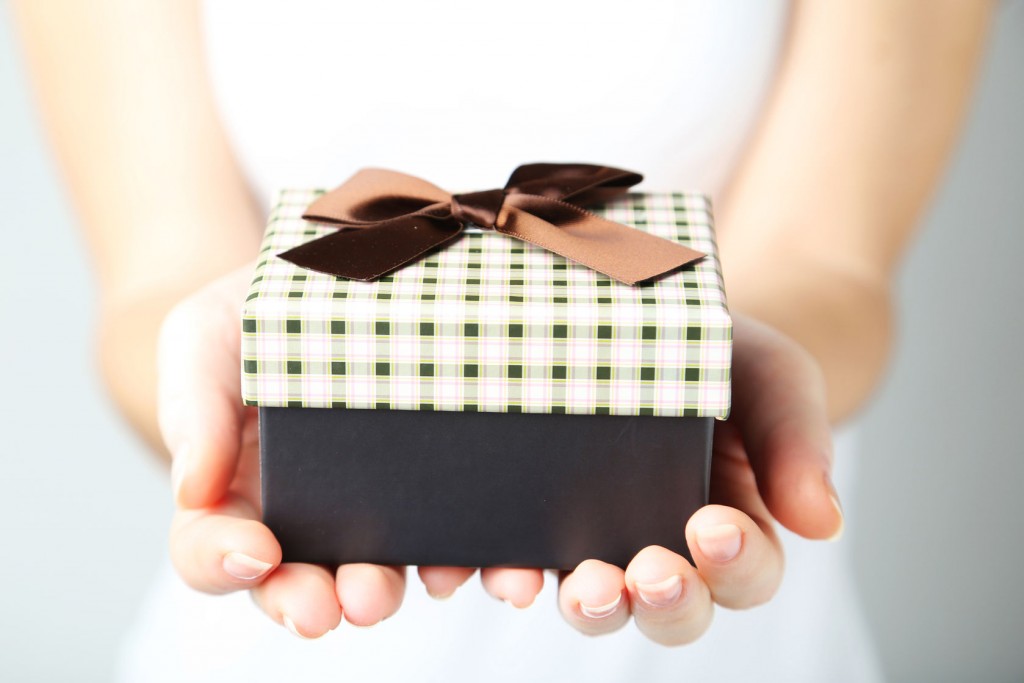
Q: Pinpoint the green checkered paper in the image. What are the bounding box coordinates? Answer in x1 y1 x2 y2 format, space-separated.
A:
242 190 732 418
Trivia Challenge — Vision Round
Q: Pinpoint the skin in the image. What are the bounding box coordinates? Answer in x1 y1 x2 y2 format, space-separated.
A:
13 0 991 645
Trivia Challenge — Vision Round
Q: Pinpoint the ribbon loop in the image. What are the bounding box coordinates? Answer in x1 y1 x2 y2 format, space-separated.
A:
283 163 705 284
505 163 644 204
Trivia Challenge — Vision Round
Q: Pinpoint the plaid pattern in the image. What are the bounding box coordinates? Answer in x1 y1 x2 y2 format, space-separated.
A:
242 190 731 418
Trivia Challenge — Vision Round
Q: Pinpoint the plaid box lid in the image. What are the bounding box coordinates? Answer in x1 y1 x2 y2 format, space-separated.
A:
242 190 731 418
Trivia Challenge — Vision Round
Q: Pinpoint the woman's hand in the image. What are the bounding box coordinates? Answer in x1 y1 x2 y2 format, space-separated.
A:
159 265 408 637
473 313 843 644
551 313 844 644
158 265 517 636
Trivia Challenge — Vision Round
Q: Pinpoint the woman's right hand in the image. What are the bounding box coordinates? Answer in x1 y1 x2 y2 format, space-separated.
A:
158 265 545 638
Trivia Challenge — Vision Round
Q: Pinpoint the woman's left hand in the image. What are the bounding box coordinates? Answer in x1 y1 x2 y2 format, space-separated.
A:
461 313 844 645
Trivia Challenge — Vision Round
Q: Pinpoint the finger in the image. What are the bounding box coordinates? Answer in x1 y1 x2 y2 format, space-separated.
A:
624 545 714 646
557 559 629 636
417 566 475 599
730 316 843 539
158 270 253 508
480 568 545 608
685 505 783 609
336 564 406 626
708 421 773 521
251 564 342 639
169 495 281 594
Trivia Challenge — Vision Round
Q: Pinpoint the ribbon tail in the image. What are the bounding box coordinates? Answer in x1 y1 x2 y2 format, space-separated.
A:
498 197 705 285
279 214 463 281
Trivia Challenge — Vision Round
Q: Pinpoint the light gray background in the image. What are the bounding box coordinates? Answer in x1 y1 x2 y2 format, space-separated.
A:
1 4 1021 682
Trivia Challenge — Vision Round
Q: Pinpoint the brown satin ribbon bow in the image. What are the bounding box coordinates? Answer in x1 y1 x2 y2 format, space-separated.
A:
281 163 705 285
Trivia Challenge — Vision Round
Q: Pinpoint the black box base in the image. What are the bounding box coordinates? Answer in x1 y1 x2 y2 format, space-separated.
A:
260 407 713 570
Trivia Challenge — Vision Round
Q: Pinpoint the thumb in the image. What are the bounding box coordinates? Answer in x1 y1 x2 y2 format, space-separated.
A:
158 269 251 509
730 314 844 540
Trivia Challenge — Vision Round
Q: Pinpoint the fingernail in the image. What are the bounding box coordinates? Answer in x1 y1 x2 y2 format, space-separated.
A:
283 615 312 639
223 552 273 580
695 523 743 563
579 592 622 619
170 445 190 505
635 575 683 608
825 473 845 541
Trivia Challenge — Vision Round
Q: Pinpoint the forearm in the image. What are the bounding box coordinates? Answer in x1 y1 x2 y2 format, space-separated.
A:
97 290 191 455
716 0 992 421
13 0 264 451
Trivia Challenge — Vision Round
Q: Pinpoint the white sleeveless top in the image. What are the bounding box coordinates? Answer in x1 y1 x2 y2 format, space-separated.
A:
118 3 882 680
202 0 787 202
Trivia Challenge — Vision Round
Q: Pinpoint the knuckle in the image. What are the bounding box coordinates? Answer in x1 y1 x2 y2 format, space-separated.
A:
637 607 713 646
572 558 609 574
566 614 629 638
651 621 711 647
714 574 781 610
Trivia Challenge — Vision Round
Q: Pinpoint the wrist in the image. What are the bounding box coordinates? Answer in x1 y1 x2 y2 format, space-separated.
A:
725 259 894 423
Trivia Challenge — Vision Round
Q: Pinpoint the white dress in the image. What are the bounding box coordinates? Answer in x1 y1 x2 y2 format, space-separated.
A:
118 2 883 680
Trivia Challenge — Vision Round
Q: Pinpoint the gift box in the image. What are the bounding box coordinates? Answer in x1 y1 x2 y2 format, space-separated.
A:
241 179 731 570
